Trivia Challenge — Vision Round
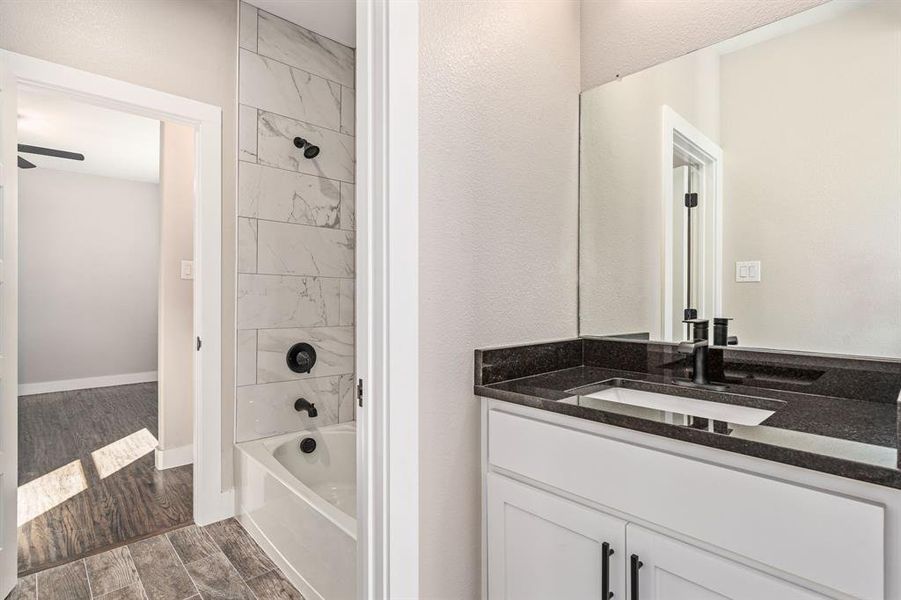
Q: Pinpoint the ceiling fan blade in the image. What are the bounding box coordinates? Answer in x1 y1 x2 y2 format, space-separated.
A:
17 144 85 161
17 156 37 169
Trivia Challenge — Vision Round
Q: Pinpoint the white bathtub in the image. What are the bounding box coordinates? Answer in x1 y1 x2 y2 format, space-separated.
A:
236 422 356 600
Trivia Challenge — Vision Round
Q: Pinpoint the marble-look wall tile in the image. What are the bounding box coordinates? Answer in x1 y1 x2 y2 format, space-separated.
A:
257 220 353 278
239 2 258 52
238 162 339 227
258 110 354 183
238 274 339 329
237 217 258 273
257 326 353 383
240 50 340 131
339 374 354 423
339 279 354 327
239 105 258 162
237 330 257 386
340 182 355 231
236 376 342 441
340 86 355 136
257 11 355 88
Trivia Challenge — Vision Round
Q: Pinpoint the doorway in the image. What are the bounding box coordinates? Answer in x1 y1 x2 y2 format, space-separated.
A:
15 91 196 575
661 106 724 342
0 51 226 597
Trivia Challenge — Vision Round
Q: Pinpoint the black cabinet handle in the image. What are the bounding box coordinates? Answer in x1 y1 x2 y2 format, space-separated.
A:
630 554 643 600
601 542 614 599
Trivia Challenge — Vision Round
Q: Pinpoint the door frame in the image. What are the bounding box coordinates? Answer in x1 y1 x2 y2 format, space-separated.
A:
356 0 420 597
661 105 724 342
0 50 231 526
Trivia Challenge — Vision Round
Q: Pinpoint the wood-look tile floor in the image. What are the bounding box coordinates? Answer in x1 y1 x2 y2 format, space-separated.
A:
7 519 304 600
17 384 193 575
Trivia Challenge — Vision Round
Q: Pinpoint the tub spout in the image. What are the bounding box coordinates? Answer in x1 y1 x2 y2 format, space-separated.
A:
294 397 318 417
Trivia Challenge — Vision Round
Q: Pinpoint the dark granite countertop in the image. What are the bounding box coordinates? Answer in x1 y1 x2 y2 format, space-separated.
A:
475 338 901 489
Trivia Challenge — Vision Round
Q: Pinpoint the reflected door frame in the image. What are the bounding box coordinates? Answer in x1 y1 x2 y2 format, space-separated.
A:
661 106 724 342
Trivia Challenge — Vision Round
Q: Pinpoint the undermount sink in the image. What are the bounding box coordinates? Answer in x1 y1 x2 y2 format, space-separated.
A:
581 382 776 426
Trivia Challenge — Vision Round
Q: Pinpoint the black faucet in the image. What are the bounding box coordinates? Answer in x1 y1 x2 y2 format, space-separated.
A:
294 397 318 418
676 319 728 391
713 317 739 347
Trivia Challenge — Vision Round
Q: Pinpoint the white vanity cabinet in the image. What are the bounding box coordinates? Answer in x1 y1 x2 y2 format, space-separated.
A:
626 525 828 600
482 401 895 600
487 473 625 600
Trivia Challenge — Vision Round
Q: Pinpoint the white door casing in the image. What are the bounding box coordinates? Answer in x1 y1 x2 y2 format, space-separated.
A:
0 52 19 600
356 0 420 598
0 50 231 534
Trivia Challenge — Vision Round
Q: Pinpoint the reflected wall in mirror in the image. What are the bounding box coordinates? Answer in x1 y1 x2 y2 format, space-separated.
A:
579 0 901 358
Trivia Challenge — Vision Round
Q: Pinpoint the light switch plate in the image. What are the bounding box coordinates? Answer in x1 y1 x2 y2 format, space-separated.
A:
180 260 194 280
735 260 761 282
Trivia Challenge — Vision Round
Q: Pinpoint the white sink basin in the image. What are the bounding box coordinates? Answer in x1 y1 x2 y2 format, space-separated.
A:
585 386 775 426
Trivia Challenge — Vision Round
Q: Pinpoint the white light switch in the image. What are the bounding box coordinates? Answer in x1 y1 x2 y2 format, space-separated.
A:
180 260 194 280
735 260 761 283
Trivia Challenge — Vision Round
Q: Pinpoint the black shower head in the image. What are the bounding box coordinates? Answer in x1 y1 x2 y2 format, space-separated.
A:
293 137 320 159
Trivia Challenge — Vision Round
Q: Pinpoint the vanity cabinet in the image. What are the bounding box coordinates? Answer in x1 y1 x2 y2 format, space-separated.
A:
487 474 828 600
486 474 625 600
482 402 890 600
626 525 827 600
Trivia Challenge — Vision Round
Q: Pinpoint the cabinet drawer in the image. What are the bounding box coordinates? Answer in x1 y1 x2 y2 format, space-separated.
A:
488 409 884 600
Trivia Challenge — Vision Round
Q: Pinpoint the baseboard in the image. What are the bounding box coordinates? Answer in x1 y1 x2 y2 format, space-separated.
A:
155 443 194 470
19 371 158 396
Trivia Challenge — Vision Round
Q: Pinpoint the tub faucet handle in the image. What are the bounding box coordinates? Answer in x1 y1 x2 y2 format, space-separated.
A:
294 397 318 418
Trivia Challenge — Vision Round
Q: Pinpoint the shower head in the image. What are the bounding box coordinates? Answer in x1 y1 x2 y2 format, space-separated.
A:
293 137 320 159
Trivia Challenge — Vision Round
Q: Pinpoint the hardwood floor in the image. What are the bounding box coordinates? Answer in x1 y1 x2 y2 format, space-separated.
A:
8 519 304 600
17 383 193 575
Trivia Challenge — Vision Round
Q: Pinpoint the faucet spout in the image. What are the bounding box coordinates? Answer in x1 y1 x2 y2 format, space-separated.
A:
294 397 318 418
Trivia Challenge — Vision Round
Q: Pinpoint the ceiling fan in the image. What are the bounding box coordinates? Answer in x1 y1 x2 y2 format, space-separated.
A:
17 144 85 169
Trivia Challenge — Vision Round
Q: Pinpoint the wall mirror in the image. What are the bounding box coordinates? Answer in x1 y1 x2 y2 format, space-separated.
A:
579 0 901 358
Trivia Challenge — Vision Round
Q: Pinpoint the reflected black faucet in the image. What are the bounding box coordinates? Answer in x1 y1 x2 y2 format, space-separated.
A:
678 318 710 385
676 319 727 391
294 397 318 418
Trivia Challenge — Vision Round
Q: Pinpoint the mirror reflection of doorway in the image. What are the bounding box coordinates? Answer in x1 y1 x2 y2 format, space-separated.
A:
662 107 724 343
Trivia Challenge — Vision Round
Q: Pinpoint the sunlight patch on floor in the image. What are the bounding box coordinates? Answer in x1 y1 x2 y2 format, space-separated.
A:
17 459 87 526
91 428 159 479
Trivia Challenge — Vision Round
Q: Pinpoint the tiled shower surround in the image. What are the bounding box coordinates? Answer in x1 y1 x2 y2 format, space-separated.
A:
236 3 355 442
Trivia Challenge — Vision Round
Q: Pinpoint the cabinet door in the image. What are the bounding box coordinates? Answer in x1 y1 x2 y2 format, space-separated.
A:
626 525 829 600
487 473 626 600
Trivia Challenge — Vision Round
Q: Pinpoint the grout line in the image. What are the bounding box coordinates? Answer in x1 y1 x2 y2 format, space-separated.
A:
81 560 93 600
124 546 151 600
162 536 199 600
256 105 355 140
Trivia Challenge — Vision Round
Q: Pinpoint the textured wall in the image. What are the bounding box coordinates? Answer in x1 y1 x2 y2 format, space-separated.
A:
419 1 581 597
581 0 827 90
19 169 159 385
0 0 239 488
236 3 356 442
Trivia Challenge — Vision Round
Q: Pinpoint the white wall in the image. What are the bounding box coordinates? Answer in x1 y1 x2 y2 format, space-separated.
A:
19 169 159 388
0 0 239 487
580 0 827 90
419 1 580 597
158 122 195 461
720 2 901 357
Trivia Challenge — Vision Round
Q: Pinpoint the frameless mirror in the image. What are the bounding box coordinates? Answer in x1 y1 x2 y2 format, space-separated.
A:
579 0 901 358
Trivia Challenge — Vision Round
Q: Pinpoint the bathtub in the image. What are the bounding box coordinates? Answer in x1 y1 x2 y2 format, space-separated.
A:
236 422 356 600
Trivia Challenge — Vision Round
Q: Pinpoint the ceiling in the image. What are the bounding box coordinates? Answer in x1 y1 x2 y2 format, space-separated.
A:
247 0 355 47
17 90 161 184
